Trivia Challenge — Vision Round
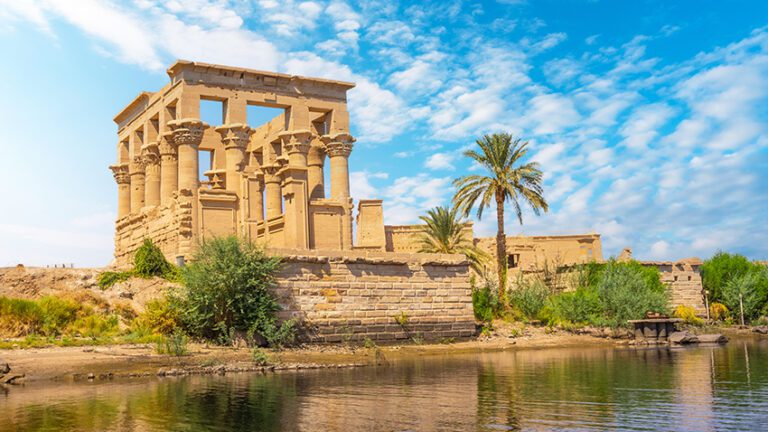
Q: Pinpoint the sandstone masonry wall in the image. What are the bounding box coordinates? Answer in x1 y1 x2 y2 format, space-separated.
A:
270 249 477 343
648 261 705 314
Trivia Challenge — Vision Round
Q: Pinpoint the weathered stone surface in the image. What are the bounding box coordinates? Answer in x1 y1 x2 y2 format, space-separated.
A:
754 326 768 334
697 334 728 344
0 359 10 376
669 331 699 344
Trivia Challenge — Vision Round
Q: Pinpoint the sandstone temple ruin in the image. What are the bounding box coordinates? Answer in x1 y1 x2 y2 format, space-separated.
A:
110 60 390 266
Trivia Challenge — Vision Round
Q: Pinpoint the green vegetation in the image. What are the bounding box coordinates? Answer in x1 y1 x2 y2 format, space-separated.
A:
508 277 550 321
471 277 501 323
453 133 549 299
155 331 189 356
171 236 295 347
2 236 297 350
251 347 270 365
702 252 768 324
97 239 180 289
416 205 490 273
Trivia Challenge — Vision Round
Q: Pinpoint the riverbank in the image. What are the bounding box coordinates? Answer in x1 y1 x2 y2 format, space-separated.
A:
0 326 613 384
2 324 766 386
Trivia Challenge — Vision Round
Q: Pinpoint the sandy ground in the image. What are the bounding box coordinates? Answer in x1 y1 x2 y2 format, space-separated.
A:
0 326 615 385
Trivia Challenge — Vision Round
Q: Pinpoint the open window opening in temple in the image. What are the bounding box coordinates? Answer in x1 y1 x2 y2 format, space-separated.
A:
508 253 520 268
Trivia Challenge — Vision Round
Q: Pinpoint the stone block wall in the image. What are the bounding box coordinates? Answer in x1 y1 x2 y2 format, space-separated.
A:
643 259 705 314
113 191 193 267
270 249 477 343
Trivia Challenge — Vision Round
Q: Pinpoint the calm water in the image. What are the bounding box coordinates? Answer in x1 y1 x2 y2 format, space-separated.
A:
2 339 768 431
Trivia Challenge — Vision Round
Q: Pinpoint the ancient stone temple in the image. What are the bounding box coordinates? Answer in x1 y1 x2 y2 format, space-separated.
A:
110 60 384 265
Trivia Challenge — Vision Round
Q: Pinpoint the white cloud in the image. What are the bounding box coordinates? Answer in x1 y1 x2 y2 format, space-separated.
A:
424 152 456 170
527 93 580 134
619 103 675 150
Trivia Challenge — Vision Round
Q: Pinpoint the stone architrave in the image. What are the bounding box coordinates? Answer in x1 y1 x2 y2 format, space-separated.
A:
158 133 178 205
215 123 253 193
109 163 131 218
141 141 161 207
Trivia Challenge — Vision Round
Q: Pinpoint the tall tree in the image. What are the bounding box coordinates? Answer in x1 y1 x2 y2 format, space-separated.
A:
416 206 489 274
452 133 548 300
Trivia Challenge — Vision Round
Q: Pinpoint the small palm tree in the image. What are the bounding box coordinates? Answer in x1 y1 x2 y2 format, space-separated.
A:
417 206 488 274
453 133 548 300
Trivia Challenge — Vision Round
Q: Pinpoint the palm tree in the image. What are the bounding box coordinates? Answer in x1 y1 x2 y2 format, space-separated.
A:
416 206 489 274
452 133 548 300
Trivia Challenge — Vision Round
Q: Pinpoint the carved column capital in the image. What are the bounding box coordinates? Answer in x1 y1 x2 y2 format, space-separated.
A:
141 142 160 166
109 163 130 184
158 133 178 159
307 142 326 167
321 133 355 158
278 130 312 156
167 118 208 147
215 123 253 150
262 164 282 184
129 155 146 174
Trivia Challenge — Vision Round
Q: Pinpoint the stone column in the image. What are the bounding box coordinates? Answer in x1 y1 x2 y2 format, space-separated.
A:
109 163 131 218
158 134 178 205
279 130 312 249
129 156 146 212
307 142 326 200
322 133 354 199
141 142 161 207
167 118 208 259
167 119 208 193
215 124 252 194
247 170 265 222
262 164 282 219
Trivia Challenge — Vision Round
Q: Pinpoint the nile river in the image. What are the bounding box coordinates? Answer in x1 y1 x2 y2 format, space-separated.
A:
2 338 768 431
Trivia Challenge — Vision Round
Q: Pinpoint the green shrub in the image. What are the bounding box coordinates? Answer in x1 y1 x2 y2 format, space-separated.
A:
702 252 756 302
472 279 500 323
155 331 189 356
508 277 550 320
721 269 768 323
541 287 601 326
134 239 174 279
0 297 43 337
251 347 269 365
173 236 287 346
38 296 80 336
595 262 668 328
67 314 119 339
133 299 179 335
97 271 132 290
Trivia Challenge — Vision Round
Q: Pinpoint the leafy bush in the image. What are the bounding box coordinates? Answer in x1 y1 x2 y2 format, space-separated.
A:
702 252 756 302
97 271 132 290
541 261 669 329
134 239 175 279
720 269 768 323
251 348 269 365
67 314 119 339
471 282 500 323
540 287 601 326
155 331 189 356
262 319 298 349
173 236 290 346
133 299 179 335
594 263 668 328
0 297 43 337
508 277 550 320
38 296 81 335
673 305 703 326
709 302 729 321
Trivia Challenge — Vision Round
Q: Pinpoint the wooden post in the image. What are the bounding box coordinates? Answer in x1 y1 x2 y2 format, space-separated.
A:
739 293 745 327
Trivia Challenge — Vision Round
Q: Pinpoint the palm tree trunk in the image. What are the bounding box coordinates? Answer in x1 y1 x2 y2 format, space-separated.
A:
495 193 507 303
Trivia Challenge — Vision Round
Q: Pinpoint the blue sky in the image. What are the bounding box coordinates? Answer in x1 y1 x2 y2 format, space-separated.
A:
0 0 766 267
